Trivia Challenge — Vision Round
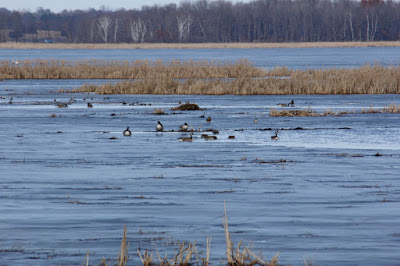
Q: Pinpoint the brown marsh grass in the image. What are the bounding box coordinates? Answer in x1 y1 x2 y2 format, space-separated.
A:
0 59 264 80
74 64 400 95
85 202 280 265
362 103 400 113
3 58 399 95
2 41 400 49
269 107 320 117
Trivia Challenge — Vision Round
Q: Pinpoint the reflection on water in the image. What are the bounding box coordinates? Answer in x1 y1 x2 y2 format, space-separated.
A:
0 80 399 265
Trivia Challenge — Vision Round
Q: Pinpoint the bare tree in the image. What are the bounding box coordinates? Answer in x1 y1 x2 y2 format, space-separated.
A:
97 15 112 43
177 13 192 41
113 19 119 43
347 12 355 41
129 18 147 42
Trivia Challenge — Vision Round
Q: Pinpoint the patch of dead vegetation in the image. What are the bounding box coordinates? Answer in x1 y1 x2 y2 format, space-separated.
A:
171 102 201 111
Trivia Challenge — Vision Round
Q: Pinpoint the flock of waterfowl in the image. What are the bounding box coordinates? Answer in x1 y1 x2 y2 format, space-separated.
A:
122 111 284 143
3 95 290 142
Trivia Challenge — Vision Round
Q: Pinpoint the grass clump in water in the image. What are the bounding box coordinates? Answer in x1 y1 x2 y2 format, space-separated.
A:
269 107 320 117
171 102 201 111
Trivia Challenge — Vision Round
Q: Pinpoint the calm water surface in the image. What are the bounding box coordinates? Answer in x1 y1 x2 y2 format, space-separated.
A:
1 47 400 69
0 79 399 265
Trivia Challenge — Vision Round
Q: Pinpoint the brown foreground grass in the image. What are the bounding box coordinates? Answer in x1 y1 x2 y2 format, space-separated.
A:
2 41 400 49
74 64 400 95
83 202 280 266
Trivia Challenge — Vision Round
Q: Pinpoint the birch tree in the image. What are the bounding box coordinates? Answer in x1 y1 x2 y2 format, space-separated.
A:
97 15 112 43
177 14 192 41
129 18 147 43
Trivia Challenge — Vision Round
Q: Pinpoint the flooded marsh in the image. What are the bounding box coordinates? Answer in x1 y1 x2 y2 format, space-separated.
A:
0 79 399 265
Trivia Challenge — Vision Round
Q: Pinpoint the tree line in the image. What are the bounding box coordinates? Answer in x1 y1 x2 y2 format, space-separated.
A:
0 0 399 43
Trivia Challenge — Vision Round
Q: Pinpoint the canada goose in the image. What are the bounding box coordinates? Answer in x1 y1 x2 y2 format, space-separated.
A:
180 123 189 133
87 103 93 108
156 121 163 133
271 130 279 140
178 133 193 142
123 127 131 136
206 116 212 122
204 135 217 140
278 100 294 107
228 135 236 139
56 103 68 108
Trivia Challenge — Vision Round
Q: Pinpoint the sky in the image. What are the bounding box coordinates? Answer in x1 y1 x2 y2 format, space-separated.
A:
0 0 250 12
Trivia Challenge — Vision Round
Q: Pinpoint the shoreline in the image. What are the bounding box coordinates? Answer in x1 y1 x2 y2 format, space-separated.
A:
1 41 400 49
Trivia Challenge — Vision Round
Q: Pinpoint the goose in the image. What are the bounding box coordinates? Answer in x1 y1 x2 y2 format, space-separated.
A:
201 134 209 139
180 123 189 134
206 116 212 122
178 133 193 142
156 121 163 133
123 127 132 136
56 103 68 108
271 130 279 140
87 103 93 108
278 100 294 107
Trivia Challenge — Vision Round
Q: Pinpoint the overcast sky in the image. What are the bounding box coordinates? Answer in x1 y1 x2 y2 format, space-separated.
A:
1 0 251 12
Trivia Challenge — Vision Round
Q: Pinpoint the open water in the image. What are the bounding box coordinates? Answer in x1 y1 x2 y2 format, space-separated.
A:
0 48 399 265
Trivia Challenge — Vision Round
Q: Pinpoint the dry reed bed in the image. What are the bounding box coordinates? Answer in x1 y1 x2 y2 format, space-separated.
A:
84 202 280 266
2 41 400 49
0 59 264 80
270 103 400 117
362 103 400 113
74 65 400 95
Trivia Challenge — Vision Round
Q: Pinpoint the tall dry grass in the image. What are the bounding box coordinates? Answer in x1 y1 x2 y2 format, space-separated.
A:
0 59 264 80
3 59 399 94
86 202 280 265
362 103 400 113
74 64 400 95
